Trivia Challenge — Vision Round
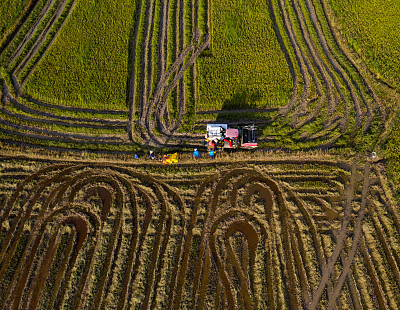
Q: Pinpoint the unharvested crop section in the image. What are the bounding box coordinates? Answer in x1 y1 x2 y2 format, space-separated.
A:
330 0 400 91
195 0 293 111
193 0 397 150
1 157 399 308
0 0 210 149
261 0 389 149
1 0 398 151
127 0 210 146
0 0 136 152
0 0 29 40
23 0 138 111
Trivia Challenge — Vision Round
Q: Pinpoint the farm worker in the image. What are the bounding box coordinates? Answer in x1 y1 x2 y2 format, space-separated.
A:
208 139 215 152
204 134 209 146
193 148 199 159
209 150 215 159
134 153 139 159
149 151 155 160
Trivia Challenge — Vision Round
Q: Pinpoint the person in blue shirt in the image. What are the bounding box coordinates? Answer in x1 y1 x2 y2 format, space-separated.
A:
193 148 199 159
209 150 215 159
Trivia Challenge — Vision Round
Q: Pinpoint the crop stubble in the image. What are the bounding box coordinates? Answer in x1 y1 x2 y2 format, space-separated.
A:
0 157 399 308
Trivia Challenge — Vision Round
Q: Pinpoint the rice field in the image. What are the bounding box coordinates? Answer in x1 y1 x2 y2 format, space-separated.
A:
0 0 28 40
0 153 400 309
23 0 138 111
330 0 400 90
195 0 292 111
1 1 400 308
0 0 397 150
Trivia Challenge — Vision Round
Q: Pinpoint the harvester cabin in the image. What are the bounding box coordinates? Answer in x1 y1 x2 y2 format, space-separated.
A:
224 128 239 148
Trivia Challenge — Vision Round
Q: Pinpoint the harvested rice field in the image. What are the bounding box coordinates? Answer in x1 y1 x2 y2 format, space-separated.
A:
0 153 400 309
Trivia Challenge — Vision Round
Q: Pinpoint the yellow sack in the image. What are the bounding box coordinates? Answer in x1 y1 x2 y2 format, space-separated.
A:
165 152 178 164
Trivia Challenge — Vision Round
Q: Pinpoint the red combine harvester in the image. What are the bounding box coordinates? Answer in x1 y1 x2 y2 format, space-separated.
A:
206 124 257 150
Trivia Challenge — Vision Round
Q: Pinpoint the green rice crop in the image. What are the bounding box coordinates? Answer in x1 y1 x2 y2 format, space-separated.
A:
383 110 400 195
0 0 28 39
332 0 400 196
195 0 292 111
330 0 400 90
23 0 138 110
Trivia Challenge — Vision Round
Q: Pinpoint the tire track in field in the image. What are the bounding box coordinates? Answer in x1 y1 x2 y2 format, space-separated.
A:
0 108 125 133
21 0 78 88
0 0 39 53
0 0 130 148
157 0 168 86
128 0 210 147
11 0 76 86
138 0 155 124
0 86 128 142
303 0 369 128
139 0 185 145
153 0 175 136
319 0 386 119
308 162 358 309
273 0 312 118
176 0 185 135
325 162 370 309
359 236 390 309
127 0 144 141
173 168 336 309
0 119 129 144
271 0 337 147
21 94 127 115
159 0 186 137
291 0 340 122
150 36 210 145
275 0 345 139
145 0 157 104
0 164 186 309
268 0 386 147
6 0 54 67
6 96 127 126
1 159 400 307
1 99 126 129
